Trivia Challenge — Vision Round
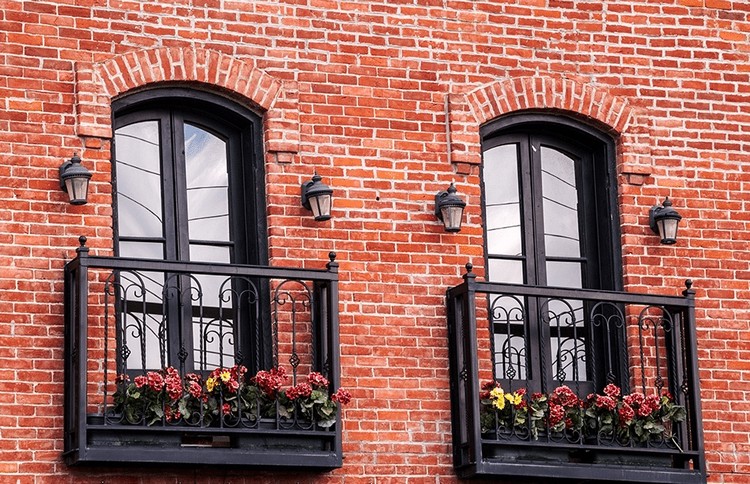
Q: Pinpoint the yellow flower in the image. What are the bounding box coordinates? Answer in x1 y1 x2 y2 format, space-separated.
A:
220 370 231 383
490 387 506 410
506 392 523 406
206 376 217 392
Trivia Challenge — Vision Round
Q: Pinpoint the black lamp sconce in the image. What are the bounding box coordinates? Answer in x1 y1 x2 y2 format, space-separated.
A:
59 153 92 205
435 183 467 233
301 173 333 221
649 197 682 245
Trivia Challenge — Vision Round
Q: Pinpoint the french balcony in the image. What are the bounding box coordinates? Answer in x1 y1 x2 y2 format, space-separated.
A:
446 264 705 483
63 237 342 469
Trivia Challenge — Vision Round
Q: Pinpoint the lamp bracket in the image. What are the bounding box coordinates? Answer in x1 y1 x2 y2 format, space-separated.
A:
59 160 73 192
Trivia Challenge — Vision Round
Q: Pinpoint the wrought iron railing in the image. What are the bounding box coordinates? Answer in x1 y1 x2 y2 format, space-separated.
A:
447 263 705 483
63 237 342 468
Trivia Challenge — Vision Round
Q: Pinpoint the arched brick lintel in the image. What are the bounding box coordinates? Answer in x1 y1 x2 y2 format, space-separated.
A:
448 76 652 181
74 47 299 155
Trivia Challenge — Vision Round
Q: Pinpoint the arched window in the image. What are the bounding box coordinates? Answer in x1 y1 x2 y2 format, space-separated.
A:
111 88 268 373
480 113 623 392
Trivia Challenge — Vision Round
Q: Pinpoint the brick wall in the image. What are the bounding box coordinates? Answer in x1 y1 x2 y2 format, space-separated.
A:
1 0 750 481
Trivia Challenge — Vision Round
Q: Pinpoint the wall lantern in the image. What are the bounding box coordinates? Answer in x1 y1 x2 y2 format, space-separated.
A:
301 173 333 221
649 197 682 245
59 153 92 205
435 183 466 233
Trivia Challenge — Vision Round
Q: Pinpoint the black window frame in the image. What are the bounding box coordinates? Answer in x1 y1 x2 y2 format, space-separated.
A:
110 87 271 374
479 112 625 393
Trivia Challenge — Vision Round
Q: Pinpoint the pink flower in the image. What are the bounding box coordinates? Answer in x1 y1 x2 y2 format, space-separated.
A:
134 375 148 388
222 403 231 415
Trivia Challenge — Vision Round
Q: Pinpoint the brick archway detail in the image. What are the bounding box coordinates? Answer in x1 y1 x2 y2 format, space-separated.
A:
448 75 652 180
74 47 298 156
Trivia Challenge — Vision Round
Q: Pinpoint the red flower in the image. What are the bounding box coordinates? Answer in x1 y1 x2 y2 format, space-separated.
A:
185 373 201 383
252 367 288 396
165 406 182 423
595 395 617 411
603 383 621 399
618 402 634 424
332 388 352 405
134 375 147 388
550 385 579 408
623 392 645 408
549 403 565 425
222 403 231 416
287 382 313 401
147 371 165 392
188 381 202 399
231 365 248 381
481 380 498 391
308 372 329 389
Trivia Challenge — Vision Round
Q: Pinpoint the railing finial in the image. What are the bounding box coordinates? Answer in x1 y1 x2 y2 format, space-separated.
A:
327 251 339 273
683 279 695 298
463 262 475 282
76 235 89 255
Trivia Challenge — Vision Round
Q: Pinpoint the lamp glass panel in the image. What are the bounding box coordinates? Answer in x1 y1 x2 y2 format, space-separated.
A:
661 218 679 242
442 205 463 231
66 177 89 203
312 193 331 219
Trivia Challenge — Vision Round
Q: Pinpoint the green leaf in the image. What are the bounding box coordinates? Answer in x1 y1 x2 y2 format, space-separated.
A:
317 417 336 428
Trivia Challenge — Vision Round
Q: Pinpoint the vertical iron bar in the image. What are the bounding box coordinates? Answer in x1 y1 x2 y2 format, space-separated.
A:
74 237 90 459
682 281 706 476
326 253 341 459
461 264 482 466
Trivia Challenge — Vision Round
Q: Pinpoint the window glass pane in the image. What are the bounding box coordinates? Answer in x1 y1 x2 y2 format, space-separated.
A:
488 258 524 284
184 123 230 243
114 121 163 238
546 260 583 288
118 241 164 260
541 146 580 258
483 144 522 257
189 245 230 264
